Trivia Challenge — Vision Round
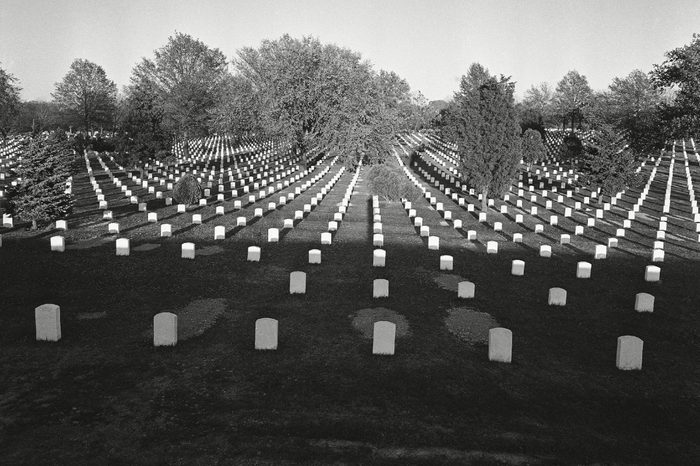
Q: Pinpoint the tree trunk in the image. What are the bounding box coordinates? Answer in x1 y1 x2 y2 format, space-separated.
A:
481 187 488 211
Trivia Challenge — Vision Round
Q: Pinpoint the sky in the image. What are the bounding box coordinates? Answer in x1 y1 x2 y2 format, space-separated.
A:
2 0 700 102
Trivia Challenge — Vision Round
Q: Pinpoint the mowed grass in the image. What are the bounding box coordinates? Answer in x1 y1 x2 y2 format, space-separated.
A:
0 153 699 465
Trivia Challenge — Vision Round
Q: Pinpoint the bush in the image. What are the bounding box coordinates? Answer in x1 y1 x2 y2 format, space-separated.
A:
559 133 583 163
173 174 203 205
366 163 422 202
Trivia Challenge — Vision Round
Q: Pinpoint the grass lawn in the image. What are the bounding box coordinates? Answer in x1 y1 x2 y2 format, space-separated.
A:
0 143 699 465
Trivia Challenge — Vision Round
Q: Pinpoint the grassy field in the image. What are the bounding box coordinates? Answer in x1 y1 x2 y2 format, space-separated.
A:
0 140 699 465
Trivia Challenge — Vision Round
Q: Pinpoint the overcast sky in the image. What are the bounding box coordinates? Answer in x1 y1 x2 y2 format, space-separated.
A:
2 0 699 102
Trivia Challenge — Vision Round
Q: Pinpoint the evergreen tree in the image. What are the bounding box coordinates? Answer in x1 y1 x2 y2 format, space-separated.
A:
7 133 75 229
450 64 522 210
579 124 641 200
522 128 547 168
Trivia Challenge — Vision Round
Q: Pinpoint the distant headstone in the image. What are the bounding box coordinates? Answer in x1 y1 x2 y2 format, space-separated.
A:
428 236 440 250
511 260 525 276
153 312 177 346
373 249 386 267
308 249 321 264
289 271 306 294
50 236 65 252
214 226 225 240
488 327 512 363
645 265 660 282
373 279 389 298
372 321 396 355
440 255 453 271
116 238 130 256
458 281 475 298
255 318 278 350
160 224 172 237
548 287 567 306
181 242 195 259
616 336 643 370
247 246 261 262
577 261 592 278
35 304 61 341
635 293 654 312
268 228 279 243
486 241 498 254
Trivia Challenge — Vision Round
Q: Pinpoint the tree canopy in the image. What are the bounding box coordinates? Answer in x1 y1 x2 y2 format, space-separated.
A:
446 63 522 210
553 70 593 131
0 63 22 140
52 59 117 133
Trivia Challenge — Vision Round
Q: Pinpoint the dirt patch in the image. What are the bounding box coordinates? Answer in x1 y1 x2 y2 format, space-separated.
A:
245 265 289 283
445 307 499 344
133 243 161 252
196 245 224 256
416 267 467 293
351 308 410 339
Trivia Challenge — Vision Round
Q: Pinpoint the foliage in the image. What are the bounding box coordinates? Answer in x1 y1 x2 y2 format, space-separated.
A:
132 32 228 156
52 59 117 132
0 63 22 140
445 63 522 210
651 34 700 138
14 101 61 134
579 124 641 198
232 35 410 167
172 173 203 205
6 132 75 229
559 133 584 164
553 70 593 131
518 82 556 135
366 163 421 202
588 70 663 153
521 128 547 166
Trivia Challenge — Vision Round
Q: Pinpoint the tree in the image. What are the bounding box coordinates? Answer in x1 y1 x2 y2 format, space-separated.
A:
652 34 700 138
14 101 61 134
209 73 261 138
0 63 21 141
6 132 75 229
233 35 406 167
591 70 663 152
132 32 228 157
579 124 641 200
553 70 593 131
521 128 547 168
519 82 556 135
448 63 522 210
52 59 117 133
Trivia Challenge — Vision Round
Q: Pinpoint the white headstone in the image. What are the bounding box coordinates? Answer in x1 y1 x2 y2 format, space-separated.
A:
35 304 61 341
511 260 525 276
153 312 177 346
548 287 567 306
458 281 475 298
308 249 321 264
373 249 386 267
594 245 607 259
486 241 498 254
488 327 512 363
645 265 660 282
289 271 306 294
116 238 130 256
50 235 65 252
373 279 389 298
440 255 453 271
616 335 643 370
634 293 654 312
577 261 592 278
247 246 261 262
255 318 278 350
539 245 552 258
192 214 202 225
214 225 225 240
321 232 332 245
268 228 279 243
181 242 195 259
372 321 396 355
428 236 440 250
373 234 384 247
56 220 67 230
160 224 172 237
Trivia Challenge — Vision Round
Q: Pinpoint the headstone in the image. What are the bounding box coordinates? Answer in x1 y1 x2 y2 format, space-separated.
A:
488 327 512 363
458 281 475 298
160 224 172 237
635 293 654 312
192 214 202 225
373 249 386 267
372 321 396 355
177 204 186 213
539 245 552 258
289 271 306 294
616 336 643 370
373 234 384 247
645 265 660 282
214 225 225 240
56 220 67 230
440 255 453 271
486 241 498 254
268 228 279 243
652 249 664 262
373 279 389 298
513 233 522 243
255 318 278 350
182 243 194 259
321 232 332 245
116 238 130 256
548 287 567 306
428 236 440 250
50 236 65 252
511 260 525 276
236 217 247 227
577 261 592 278
560 234 571 245
153 312 177 346
308 249 321 264
247 246 261 262
35 304 61 341
594 245 607 259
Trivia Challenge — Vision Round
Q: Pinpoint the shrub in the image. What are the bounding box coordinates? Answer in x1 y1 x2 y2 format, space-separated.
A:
367 163 422 202
173 174 203 205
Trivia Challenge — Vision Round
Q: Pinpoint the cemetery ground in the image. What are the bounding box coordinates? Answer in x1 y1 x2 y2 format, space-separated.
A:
1 142 700 464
